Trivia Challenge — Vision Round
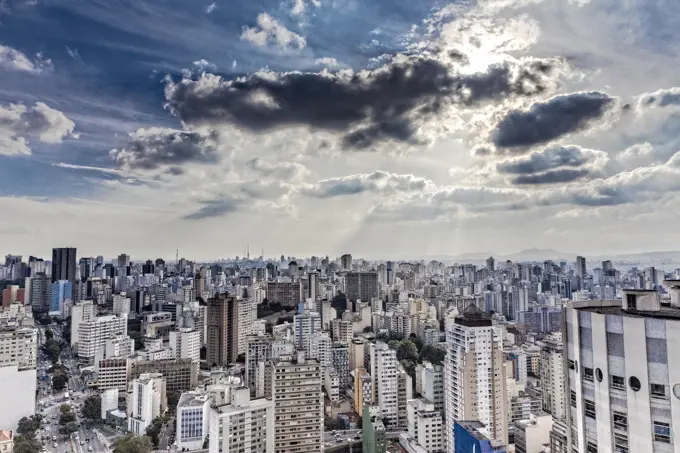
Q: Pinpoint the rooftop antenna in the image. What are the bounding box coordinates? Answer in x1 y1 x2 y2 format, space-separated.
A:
247 243 250 260
176 249 179 263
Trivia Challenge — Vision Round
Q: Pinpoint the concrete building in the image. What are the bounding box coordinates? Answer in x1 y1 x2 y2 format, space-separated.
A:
444 306 508 451
363 405 386 453
237 298 255 355
293 310 321 355
331 342 350 389
77 314 127 360
101 389 119 419
245 334 273 397
70 301 95 350
0 430 13 453
539 333 566 420
96 357 132 392
169 328 201 360
131 358 199 393
513 413 553 453
208 386 274 453
207 294 240 366
564 285 680 453
352 368 372 412
404 398 444 453
453 421 506 453
415 361 444 413
127 373 167 435
267 352 323 453
346 272 379 303
331 319 353 345
176 391 211 451
370 342 399 430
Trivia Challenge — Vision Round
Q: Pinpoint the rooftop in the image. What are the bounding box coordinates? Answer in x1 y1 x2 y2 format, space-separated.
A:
573 299 680 320
178 391 210 408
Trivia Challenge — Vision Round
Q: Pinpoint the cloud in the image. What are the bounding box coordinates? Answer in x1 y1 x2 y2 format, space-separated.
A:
240 13 306 51
245 157 309 181
300 171 435 198
491 91 616 149
205 2 216 13
0 102 77 155
0 45 52 73
193 59 217 72
164 54 563 150
109 127 218 170
291 0 305 15
496 143 607 186
638 87 680 109
315 57 339 68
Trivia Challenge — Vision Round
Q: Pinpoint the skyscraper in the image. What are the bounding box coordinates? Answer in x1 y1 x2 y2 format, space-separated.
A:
575 255 587 277
206 294 240 366
51 247 77 284
444 305 508 451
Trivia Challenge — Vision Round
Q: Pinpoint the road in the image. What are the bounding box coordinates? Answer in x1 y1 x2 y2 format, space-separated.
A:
323 428 362 450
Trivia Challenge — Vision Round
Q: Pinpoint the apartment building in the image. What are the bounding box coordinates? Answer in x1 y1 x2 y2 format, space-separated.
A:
78 314 127 360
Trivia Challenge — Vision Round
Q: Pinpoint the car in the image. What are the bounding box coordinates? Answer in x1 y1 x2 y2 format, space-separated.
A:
53 443 57 448
80 442 84 446
87 448 92 452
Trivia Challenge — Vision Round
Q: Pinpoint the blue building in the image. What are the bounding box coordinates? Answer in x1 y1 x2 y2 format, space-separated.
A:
454 421 507 453
51 280 73 313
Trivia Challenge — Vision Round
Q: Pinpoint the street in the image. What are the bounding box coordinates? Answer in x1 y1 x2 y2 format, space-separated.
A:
323 428 363 449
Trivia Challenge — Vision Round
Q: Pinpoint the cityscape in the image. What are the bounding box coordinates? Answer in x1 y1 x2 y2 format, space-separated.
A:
0 248 678 453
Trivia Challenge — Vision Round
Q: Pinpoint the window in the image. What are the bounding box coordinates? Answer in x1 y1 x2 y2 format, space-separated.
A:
568 360 575 371
583 367 594 382
614 433 628 453
570 390 577 408
651 384 668 399
584 399 596 420
586 441 598 453
613 411 628 431
653 421 672 443
626 294 637 310
611 375 626 390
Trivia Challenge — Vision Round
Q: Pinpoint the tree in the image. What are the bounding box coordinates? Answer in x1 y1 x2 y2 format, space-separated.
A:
52 372 68 391
145 417 165 447
419 345 446 365
44 329 53 340
59 421 79 435
14 434 41 453
59 410 76 425
114 435 153 453
82 395 102 421
61 319 71 344
396 340 419 361
16 416 41 435
167 391 181 413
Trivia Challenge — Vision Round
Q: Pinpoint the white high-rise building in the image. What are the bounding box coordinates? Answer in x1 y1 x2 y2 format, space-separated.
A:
209 386 274 453
309 331 332 367
237 298 255 356
267 351 324 453
177 391 211 451
0 316 37 431
564 284 680 453
540 333 566 420
370 342 399 429
246 333 273 396
169 328 201 361
127 373 167 435
78 314 127 360
293 310 321 355
444 306 508 451
70 300 94 348
403 398 444 453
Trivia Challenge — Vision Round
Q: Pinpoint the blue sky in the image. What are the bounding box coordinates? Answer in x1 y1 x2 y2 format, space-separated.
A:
2 0 680 259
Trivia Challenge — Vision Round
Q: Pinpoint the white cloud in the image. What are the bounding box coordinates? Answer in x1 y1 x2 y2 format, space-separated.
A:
315 57 339 68
0 45 52 74
205 2 216 13
240 13 306 50
291 0 305 15
0 102 77 155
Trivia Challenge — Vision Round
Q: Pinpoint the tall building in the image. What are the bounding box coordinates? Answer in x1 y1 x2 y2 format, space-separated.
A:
341 254 353 271
169 328 201 360
237 298 255 355
206 294 240 366
77 314 127 360
127 373 167 435
307 271 319 302
176 391 210 451
453 421 507 453
28 272 52 313
51 247 77 284
208 386 275 453
268 352 323 453
575 256 587 277
444 305 508 451
246 334 273 396
331 342 350 389
540 333 566 420
404 399 444 453
293 309 321 355
346 272 379 303
51 280 72 313
370 342 399 429
564 284 680 453
363 405 386 453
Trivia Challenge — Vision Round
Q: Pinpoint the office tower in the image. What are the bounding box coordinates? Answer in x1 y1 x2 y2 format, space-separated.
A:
50 280 72 313
176 391 211 451
415 361 444 413
52 247 77 284
307 270 319 302
77 314 127 359
127 373 167 435
346 271 379 302
575 256 586 277
0 315 38 431
70 300 94 347
78 257 95 282
246 334 273 396
370 342 399 429
363 405 386 453
331 318 353 345
117 254 130 268
209 386 275 453
406 399 444 453
444 305 508 450
486 256 495 272
564 284 680 453
540 333 566 420
266 281 301 307
341 254 353 271
169 328 201 360
193 269 206 295
293 309 321 354
131 359 199 394
142 260 155 275
28 272 52 313
309 331 332 366
349 338 365 371
331 342 350 389
268 352 323 453
206 294 240 366
396 364 413 431
238 298 255 355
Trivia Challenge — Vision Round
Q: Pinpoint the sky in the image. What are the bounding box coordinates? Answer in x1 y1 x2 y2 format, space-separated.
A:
2 0 680 260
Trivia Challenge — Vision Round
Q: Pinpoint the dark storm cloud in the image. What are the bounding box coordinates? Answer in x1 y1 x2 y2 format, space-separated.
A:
497 144 591 175
110 127 218 170
511 168 590 185
164 54 562 149
491 91 615 149
183 198 241 220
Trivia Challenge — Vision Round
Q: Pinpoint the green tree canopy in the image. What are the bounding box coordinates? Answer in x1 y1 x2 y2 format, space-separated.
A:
52 372 68 391
419 344 446 365
14 434 41 453
167 391 181 413
42 339 62 363
59 410 76 425
59 421 79 435
113 436 153 453
83 395 102 421
16 416 42 436
44 329 53 340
